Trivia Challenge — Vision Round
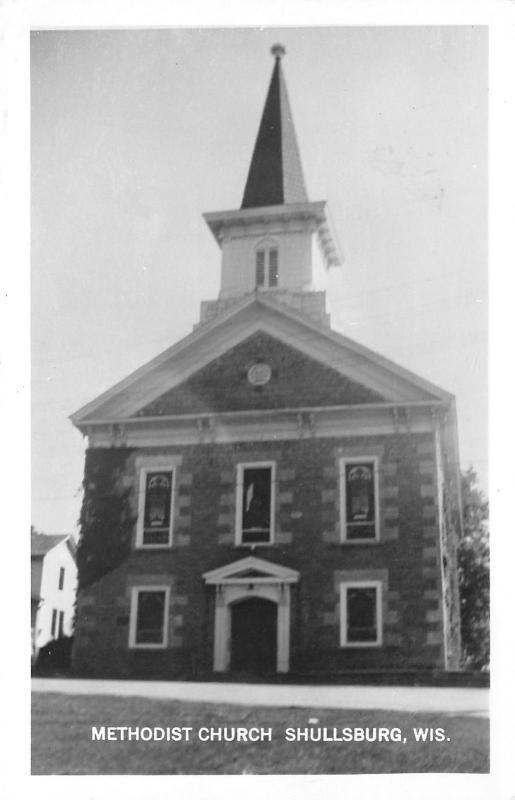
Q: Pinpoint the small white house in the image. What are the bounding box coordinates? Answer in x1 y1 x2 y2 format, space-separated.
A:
31 531 78 654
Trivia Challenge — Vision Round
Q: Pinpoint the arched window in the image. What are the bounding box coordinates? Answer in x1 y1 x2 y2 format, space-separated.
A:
340 457 379 542
255 242 279 289
137 468 175 547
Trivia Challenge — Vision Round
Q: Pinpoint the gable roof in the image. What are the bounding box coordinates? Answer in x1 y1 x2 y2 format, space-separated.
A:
70 292 453 427
241 45 308 209
31 532 68 558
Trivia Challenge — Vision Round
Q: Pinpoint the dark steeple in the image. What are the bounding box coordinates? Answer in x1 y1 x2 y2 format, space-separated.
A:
241 44 308 209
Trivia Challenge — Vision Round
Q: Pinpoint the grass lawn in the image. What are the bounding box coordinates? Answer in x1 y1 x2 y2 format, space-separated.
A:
31 691 489 775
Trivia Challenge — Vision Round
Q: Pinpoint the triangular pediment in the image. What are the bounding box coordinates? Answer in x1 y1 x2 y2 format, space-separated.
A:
135 331 385 417
71 293 451 427
203 556 300 584
232 569 271 578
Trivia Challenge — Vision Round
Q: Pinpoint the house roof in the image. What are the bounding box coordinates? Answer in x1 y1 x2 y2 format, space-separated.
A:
31 531 68 558
241 45 308 209
66 537 78 563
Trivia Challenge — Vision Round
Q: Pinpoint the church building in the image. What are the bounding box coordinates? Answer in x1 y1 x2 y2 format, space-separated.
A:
71 45 462 678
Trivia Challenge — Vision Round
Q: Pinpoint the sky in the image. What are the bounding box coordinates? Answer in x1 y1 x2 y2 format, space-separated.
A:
31 26 488 535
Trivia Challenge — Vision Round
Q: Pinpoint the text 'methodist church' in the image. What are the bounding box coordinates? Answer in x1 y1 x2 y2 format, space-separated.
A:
71 45 462 679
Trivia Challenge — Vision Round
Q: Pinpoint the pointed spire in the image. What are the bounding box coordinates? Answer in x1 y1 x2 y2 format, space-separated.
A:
241 45 308 209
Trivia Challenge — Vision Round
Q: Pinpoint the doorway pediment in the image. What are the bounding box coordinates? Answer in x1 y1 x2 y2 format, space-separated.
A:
203 556 300 585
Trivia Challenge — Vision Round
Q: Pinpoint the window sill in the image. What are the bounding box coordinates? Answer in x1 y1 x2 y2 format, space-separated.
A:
134 543 173 550
233 542 275 548
338 539 382 546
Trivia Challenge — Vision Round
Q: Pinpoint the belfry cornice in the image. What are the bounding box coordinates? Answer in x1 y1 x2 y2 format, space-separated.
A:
203 201 342 268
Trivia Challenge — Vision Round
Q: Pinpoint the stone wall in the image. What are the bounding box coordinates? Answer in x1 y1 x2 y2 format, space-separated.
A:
73 432 454 677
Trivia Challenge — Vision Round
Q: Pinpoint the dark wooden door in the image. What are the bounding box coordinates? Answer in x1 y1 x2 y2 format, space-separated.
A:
230 597 277 674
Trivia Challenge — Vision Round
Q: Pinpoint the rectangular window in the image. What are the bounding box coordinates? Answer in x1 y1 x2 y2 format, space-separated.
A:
58 610 65 638
256 250 265 287
340 457 379 542
340 581 382 647
51 609 58 639
236 462 275 545
137 468 175 547
129 587 169 649
58 567 65 591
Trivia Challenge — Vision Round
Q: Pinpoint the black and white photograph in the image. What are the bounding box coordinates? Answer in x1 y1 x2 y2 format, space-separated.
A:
3 3 513 795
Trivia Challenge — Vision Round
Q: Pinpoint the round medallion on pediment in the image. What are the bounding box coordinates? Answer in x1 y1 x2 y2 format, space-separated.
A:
247 363 272 386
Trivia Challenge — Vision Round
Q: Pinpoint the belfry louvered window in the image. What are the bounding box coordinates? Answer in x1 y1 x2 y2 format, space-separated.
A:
255 246 279 288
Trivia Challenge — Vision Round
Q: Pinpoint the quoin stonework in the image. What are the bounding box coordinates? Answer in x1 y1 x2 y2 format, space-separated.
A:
71 46 462 679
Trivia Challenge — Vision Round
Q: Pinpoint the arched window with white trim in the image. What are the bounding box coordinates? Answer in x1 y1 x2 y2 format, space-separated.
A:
255 241 279 289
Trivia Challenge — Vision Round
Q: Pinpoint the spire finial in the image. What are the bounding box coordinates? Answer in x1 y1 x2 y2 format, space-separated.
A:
270 43 286 60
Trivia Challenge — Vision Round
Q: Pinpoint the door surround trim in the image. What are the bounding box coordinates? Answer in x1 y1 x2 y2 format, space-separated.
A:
203 557 300 673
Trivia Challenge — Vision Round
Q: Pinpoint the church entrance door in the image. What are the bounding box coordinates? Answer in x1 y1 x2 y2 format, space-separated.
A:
230 597 277 674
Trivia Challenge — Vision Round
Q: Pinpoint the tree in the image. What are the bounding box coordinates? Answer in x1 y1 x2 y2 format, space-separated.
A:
458 468 489 670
